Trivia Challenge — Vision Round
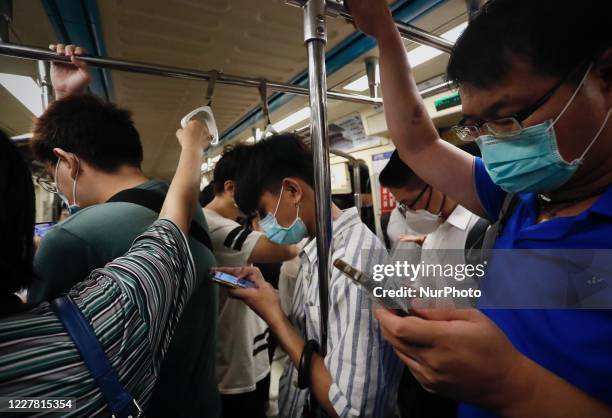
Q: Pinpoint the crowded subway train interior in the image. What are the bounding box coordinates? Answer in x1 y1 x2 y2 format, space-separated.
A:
4 0 610 417
1 0 467 233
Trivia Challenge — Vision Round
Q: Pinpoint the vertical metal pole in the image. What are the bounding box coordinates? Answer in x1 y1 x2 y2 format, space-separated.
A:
36 59 57 221
0 0 11 42
365 57 380 99
303 0 331 356
37 60 54 109
352 162 362 216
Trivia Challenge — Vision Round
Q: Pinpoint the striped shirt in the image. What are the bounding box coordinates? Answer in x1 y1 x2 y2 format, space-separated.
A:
279 208 403 418
0 219 195 417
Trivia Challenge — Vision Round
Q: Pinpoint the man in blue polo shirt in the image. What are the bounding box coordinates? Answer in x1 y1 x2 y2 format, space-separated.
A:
348 0 612 416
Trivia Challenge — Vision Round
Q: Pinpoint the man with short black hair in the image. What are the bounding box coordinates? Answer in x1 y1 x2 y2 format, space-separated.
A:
348 0 612 416
220 134 402 418
203 146 298 418
30 44 220 418
379 147 486 418
379 145 485 257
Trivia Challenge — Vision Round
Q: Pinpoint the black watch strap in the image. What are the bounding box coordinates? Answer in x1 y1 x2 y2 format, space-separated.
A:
298 339 320 390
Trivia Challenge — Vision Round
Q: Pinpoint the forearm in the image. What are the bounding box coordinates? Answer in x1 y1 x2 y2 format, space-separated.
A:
376 26 440 159
270 315 339 418
498 356 612 418
375 25 485 216
159 146 203 233
250 239 300 264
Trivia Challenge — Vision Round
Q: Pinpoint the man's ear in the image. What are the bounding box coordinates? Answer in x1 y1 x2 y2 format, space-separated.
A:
595 48 612 108
52 148 81 180
224 180 235 196
283 178 304 206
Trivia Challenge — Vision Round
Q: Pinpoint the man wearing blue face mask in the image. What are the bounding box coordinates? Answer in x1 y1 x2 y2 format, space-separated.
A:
222 134 403 418
348 0 612 416
202 146 298 418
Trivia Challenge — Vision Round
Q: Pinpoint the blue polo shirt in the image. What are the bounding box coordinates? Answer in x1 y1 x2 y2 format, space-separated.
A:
459 158 612 418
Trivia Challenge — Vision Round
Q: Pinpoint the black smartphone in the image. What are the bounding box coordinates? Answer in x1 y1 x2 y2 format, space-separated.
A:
333 258 409 317
209 270 257 289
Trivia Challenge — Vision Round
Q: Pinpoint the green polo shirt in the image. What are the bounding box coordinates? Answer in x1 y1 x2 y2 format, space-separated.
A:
31 179 220 418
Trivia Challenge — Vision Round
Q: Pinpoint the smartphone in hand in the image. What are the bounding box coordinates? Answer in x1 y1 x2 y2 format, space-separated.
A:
209 270 257 289
35 222 57 238
333 259 409 316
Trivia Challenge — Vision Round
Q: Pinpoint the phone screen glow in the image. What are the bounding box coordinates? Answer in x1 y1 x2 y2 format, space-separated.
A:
213 271 256 288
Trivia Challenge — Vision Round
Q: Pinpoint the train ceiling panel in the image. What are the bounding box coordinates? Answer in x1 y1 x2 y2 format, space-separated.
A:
98 0 355 178
1 0 467 179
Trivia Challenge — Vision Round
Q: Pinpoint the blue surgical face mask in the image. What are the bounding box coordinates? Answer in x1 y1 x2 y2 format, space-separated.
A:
260 184 307 245
476 64 612 193
54 157 81 215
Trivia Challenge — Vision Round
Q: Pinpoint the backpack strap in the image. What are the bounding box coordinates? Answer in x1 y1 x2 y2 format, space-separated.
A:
51 296 142 418
108 188 213 252
464 217 491 266
481 193 519 251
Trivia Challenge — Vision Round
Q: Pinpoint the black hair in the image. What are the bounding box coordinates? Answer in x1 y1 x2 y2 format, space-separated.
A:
379 143 480 189
447 0 611 88
235 134 314 215
199 183 215 207
211 145 250 195
0 131 35 314
379 151 421 189
31 94 143 172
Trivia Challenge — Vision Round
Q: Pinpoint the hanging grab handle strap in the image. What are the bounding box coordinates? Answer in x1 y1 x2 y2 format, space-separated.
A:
205 70 220 106
259 79 277 136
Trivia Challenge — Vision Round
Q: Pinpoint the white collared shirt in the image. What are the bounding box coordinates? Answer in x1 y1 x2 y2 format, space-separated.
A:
278 208 402 418
387 206 413 246
422 204 481 252
418 205 484 299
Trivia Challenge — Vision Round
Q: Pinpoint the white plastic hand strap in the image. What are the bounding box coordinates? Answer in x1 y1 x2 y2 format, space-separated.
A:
181 106 219 146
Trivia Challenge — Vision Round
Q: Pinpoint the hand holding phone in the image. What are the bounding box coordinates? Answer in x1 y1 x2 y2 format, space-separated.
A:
209 270 257 289
333 258 410 317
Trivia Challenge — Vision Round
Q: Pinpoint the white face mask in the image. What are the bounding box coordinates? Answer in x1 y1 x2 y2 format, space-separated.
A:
404 209 442 234
400 185 445 234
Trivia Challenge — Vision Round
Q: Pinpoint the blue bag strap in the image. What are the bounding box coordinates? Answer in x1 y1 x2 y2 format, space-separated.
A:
51 295 142 418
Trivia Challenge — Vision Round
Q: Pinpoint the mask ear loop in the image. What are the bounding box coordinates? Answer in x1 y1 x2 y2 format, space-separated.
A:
408 184 429 209
423 186 433 212
576 107 612 163
294 204 301 225
54 158 61 189
72 157 80 206
272 183 285 217
551 63 593 127
436 191 446 217
272 182 301 228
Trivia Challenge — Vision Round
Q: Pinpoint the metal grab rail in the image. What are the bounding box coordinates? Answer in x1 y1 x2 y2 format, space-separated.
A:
0 42 382 106
330 148 367 215
285 0 454 53
1 0 458 372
